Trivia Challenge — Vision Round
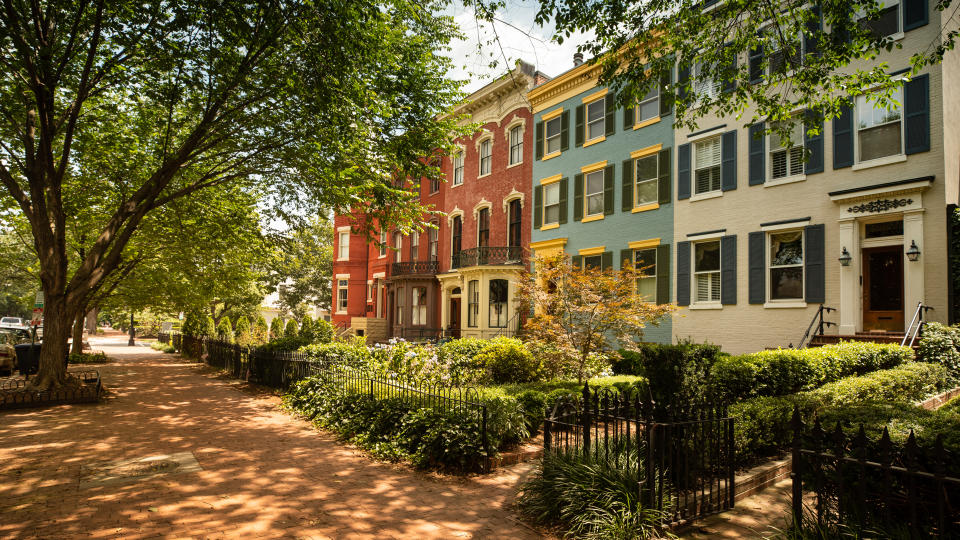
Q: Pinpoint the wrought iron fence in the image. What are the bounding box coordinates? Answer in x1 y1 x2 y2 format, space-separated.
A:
791 408 960 537
451 246 524 269
1 369 102 410
544 383 735 529
391 260 439 276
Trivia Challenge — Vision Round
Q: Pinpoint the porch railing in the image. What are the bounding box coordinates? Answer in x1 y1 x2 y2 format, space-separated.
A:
797 304 836 348
451 246 524 269
902 302 933 347
391 260 439 276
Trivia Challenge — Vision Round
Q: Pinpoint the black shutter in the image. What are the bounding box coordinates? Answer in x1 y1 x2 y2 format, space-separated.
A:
660 68 673 117
804 224 825 303
804 110 824 174
622 158 634 212
748 231 765 304
722 44 736 94
805 7 822 58
561 111 570 151
575 105 585 147
534 185 543 229
678 143 691 200
676 241 691 306
832 104 854 169
748 122 766 185
905 74 930 155
605 96 616 136
535 121 544 160
721 130 737 191
904 0 928 31
572 255 582 269
620 249 633 270
749 33 764 84
658 148 672 205
721 235 737 305
624 106 635 130
601 251 613 271
559 177 569 224
678 64 690 102
573 173 584 222
656 244 670 304
603 165 615 215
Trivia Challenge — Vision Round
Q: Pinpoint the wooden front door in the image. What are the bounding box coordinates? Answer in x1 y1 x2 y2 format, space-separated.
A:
448 298 461 338
862 246 904 332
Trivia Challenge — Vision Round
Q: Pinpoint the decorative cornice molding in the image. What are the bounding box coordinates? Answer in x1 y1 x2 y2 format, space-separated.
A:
502 189 525 213
847 198 914 214
472 198 492 219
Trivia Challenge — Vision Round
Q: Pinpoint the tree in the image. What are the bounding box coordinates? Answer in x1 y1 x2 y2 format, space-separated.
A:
216 316 234 343
181 309 207 338
0 0 466 390
204 316 217 339
276 217 334 313
299 315 316 342
234 315 251 346
252 315 269 344
284 319 299 339
517 254 676 383
270 318 285 341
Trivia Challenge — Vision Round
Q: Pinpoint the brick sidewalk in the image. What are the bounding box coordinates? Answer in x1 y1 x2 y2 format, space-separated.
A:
0 343 542 539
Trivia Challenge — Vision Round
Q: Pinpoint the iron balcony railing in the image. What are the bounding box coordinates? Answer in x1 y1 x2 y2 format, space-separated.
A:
391 260 439 276
451 246 524 269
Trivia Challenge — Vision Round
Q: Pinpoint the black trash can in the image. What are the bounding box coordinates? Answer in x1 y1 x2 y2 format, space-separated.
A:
14 343 42 375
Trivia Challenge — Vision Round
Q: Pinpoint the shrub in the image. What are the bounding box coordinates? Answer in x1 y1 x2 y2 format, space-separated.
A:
234 316 251 345
516 390 549 433
285 319 299 338
216 316 234 343
315 319 334 343
252 315 269 344
299 338 371 368
298 315 315 341
476 337 540 384
437 338 489 384
68 351 110 364
258 335 311 353
808 362 948 407
204 316 216 339
181 309 208 338
614 341 721 405
918 322 960 382
149 342 176 353
270 318 284 340
939 395 960 415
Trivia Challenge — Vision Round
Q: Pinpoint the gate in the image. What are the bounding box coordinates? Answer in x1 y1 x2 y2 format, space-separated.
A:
543 383 735 528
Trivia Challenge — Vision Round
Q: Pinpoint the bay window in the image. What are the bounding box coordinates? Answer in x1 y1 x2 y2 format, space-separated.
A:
489 279 508 328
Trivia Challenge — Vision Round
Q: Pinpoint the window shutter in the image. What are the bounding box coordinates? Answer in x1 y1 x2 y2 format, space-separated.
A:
720 235 737 305
534 185 543 229
535 121 544 160
678 64 690 102
572 255 582 269
804 7 822 58
561 111 570 151
678 143 691 200
905 74 930 155
575 105 585 147
721 130 737 191
832 104 854 169
656 244 670 304
660 69 673 117
622 159 634 212
749 34 764 84
624 106 635 130
804 110 824 174
559 177 569 224
748 231 765 304
603 165 615 215
748 122 766 185
676 241 690 306
573 173 584 222
620 249 633 270
657 148 672 205
904 0 928 31
601 251 613 271
722 44 736 94
605 97 616 136
804 224 825 303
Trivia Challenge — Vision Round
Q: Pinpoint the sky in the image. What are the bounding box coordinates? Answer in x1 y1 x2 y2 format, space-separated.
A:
443 1 594 93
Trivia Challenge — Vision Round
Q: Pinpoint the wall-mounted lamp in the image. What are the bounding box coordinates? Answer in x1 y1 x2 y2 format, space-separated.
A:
838 247 852 266
906 240 921 262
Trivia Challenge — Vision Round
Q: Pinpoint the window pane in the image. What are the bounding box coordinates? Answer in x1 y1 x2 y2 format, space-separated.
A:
587 194 604 215
586 171 604 195
639 99 659 122
634 248 656 276
859 123 902 161
587 100 605 122
857 87 902 129
546 117 561 137
695 241 720 272
695 137 721 168
637 276 657 301
636 179 658 206
770 231 803 266
545 205 560 224
544 184 559 204
711 272 721 301
863 5 900 38
546 135 561 154
636 155 657 181
588 119 604 140
771 267 804 299
695 166 721 194
584 255 602 270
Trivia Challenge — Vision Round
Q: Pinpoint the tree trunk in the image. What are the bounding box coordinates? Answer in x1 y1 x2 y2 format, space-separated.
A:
30 293 73 391
71 306 87 355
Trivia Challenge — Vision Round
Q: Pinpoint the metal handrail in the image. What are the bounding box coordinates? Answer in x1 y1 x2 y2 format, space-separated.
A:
797 304 836 348
901 302 933 347
451 246 525 269
490 311 521 339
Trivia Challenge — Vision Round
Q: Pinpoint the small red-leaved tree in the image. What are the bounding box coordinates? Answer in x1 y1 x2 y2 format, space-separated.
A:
517 253 676 383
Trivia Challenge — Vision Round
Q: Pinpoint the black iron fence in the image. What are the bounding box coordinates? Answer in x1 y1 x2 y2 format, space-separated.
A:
451 246 524 269
791 408 960 537
544 383 735 529
391 260 439 276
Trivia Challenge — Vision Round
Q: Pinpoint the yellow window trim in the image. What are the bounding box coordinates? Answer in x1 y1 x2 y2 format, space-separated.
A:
628 238 661 250
540 174 562 186
580 160 608 173
542 150 561 161
541 107 564 122
540 223 560 231
531 238 568 250
581 214 605 223
630 143 663 160
578 246 606 256
633 117 661 130
581 88 608 104
583 136 606 148
632 202 660 213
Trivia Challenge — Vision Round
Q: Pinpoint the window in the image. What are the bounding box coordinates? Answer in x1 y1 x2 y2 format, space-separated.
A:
585 170 604 216
477 208 489 248
635 155 658 206
545 116 562 154
694 241 721 303
861 0 901 39
857 86 903 162
337 279 349 313
430 176 440 194
693 61 720 101
509 126 523 165
479 139 492 176
508 199 522 247
410 231 419 261
544 183 560 225
412 287 427 325
583 255 602 270
865 220 903 238
467 280 479 327
771 122 804 179
694 136 722 195
489 279 508 328
452 216 462 256
634 249 657 301
586 98 606 141
637 86 660 123
366 281 373 302
395 286 404 325
393 231 402 263
453 152 464 185
769 231 804 300
379 230 387 257
338 231 350 260
429 226 438 261
767 28 802 75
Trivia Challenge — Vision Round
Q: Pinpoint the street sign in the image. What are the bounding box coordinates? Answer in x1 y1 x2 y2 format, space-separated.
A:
31 307 43 325
34 291 44 309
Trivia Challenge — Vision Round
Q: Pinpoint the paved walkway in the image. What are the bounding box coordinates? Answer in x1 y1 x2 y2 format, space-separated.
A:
0 339 542 539
681 478 793 539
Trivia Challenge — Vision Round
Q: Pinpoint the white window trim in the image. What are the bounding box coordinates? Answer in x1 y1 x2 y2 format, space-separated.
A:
472 199 492 220
392 231 403 263
633 248 658 302
504 119 526 168
635 86 661 125
765 229 806 305
768 121 807 182
378 230 387 259
335 276 350 314
366 280 373 302
542 182 561 227
692 239 722 306
692 135 723 197
854 84 906 165
856 0 904 41
452 148 465 187
336 228 351 261
585 96 606 143
477 136 493 178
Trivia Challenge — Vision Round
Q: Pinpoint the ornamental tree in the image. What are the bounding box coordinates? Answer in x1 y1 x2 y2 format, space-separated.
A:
517 253 676 383
252 315 269 344
270 318 285 341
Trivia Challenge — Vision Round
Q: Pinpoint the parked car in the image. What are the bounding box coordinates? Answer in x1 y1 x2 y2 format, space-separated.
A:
0 317 27 331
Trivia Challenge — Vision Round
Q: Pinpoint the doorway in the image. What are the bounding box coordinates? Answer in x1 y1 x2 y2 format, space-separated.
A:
448 297 461 338
862 246 904 332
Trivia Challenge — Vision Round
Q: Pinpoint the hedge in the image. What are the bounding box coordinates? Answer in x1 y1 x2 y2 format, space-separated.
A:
917 322 960 382
613 342 723 405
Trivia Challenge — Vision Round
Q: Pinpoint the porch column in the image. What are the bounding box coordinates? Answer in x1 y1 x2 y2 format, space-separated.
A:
903 209 926 322
440 284 450 330
838 218 858 335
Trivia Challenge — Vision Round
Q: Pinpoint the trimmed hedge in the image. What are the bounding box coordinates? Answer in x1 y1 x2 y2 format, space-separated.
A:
807 362 948 407
917 322 960 382
613 342 722 405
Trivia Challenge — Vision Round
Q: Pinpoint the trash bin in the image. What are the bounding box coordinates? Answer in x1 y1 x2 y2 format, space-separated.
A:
14 343 41 375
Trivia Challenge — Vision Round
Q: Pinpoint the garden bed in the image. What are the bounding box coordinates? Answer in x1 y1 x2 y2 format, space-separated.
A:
0 370 103 410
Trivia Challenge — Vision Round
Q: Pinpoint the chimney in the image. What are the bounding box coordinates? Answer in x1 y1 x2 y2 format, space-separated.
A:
573 52 583 67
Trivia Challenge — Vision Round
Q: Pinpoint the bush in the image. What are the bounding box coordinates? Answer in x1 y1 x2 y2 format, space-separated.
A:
181 309 208 338
270 318 284 340
315 319 334 343
204 316 216 339
284 319 299 339
252 315 269 344
614 341 722 405
68 351 109 364
516 389 548 433
216 316 234 343
808 362 948 407
476 337 540 384
258 335 311 353
234 316 251 345
298 315 315 341
437 338 489 384
918 322 960 382
299 338 371 368
149 342 176 353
